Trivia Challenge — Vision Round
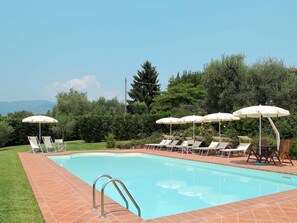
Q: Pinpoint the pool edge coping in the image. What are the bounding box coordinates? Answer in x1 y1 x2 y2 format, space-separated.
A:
19 149 297 222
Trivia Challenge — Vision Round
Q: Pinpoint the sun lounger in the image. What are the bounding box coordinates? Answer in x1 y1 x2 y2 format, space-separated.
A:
145 139 167 149
220 136 252 158
185 138 204 154
28 136 43 153
42 136 57 153
155 139 172 150
175 140 190 153
192 141 220 155
200 141 230 156
166 139 181 152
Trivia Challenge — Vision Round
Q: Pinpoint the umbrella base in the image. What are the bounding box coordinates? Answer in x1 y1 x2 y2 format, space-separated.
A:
254 161 266 165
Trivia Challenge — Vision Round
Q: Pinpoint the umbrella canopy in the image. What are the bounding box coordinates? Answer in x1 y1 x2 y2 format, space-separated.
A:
203 112 240 138
180 115 204 140
22 115 58 142
233 105 290 118
156 117 182 135
233 105 290 154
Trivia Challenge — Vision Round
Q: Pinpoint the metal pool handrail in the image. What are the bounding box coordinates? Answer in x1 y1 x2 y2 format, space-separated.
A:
92 174 128 210
100 178 141 219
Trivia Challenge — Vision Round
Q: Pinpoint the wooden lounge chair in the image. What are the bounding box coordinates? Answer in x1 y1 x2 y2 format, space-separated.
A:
268 139 294 166
246 145 260 163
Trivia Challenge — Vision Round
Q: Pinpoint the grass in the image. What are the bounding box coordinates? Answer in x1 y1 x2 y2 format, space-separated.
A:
0 140 107 223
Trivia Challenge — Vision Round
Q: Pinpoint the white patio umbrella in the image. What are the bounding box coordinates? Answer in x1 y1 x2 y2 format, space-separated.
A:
156 117 183 135
180 115 204 141
233 105 290 155
203 112 240 138
22 115 58 142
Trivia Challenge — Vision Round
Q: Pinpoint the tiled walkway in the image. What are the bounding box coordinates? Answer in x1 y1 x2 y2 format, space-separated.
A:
19 149 297 223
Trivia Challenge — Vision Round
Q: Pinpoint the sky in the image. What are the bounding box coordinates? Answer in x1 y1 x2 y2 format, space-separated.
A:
0 0 296 103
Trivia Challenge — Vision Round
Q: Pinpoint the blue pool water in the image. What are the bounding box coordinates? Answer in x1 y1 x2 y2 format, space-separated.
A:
49 153 297 220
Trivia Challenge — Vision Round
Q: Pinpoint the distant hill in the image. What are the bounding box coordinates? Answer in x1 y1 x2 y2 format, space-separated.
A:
0 100 56 116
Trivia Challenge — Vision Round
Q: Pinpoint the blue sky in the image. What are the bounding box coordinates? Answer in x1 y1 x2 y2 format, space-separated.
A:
0 0 296 102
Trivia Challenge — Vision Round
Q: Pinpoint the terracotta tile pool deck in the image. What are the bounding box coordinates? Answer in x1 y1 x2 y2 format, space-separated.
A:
19 149 297 223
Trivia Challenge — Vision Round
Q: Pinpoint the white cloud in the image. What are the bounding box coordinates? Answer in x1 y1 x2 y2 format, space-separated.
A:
45 75 101 101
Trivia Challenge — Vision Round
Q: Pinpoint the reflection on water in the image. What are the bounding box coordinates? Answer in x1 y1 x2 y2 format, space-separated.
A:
156 179 186 189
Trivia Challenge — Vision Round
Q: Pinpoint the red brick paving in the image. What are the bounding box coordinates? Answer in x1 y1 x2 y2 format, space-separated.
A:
19 149 297 222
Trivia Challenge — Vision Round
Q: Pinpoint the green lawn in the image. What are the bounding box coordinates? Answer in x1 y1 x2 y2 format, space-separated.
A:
0 140 107 223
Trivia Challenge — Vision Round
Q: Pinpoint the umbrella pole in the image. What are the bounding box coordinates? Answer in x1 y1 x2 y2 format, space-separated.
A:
170 124 172 136
39 123 41 143
219 121 221 140
259 116 262 156
193 122 195 142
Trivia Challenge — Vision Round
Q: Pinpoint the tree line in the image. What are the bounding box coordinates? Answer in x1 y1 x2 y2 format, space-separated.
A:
1 54 297 148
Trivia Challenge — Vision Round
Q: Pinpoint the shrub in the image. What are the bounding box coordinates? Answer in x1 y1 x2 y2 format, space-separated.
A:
0 121 14 147
106 133 116 148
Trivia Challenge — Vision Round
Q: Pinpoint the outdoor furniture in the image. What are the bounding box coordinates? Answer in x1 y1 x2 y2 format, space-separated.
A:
268 139 294 166
166 138 182 152
246 139 267 163
185 137 204 154
246 145 261 163
28 136 43 153
55 138 66 152
145 139 167 149
192 140 220 155
176 139 191 153
42 136 57 153
200 137 231 156
155 139 173 150
220 136 251 158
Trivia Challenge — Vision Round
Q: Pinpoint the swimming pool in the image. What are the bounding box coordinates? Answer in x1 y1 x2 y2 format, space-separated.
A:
49 153 297 220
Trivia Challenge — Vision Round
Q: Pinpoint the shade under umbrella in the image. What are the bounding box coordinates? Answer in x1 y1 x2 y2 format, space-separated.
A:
233 105 290 154
180 115 204 141
203 112 240 138
156 117 182 135
22 115 58 142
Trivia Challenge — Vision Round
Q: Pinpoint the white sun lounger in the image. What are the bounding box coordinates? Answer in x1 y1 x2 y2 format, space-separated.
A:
28 136 43 153
200 141 230 156
42 136 57 153
220 136 252 158
192 141 220 155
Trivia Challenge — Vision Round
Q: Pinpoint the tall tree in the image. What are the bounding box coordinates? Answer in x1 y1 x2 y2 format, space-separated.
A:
151 83 206 116
246 58 291 107
152 70 206 116
128 61 160 112
53 88 91 116
203 54 248 113
91 97 125 115
51 115 76 140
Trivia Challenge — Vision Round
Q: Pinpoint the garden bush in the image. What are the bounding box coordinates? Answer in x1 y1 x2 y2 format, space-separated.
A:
106 133 116 148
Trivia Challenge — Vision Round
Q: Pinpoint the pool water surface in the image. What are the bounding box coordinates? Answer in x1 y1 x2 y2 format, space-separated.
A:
49 153 297 220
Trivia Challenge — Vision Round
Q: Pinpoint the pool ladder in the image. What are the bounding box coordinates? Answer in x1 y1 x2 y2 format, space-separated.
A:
92 174 141 219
